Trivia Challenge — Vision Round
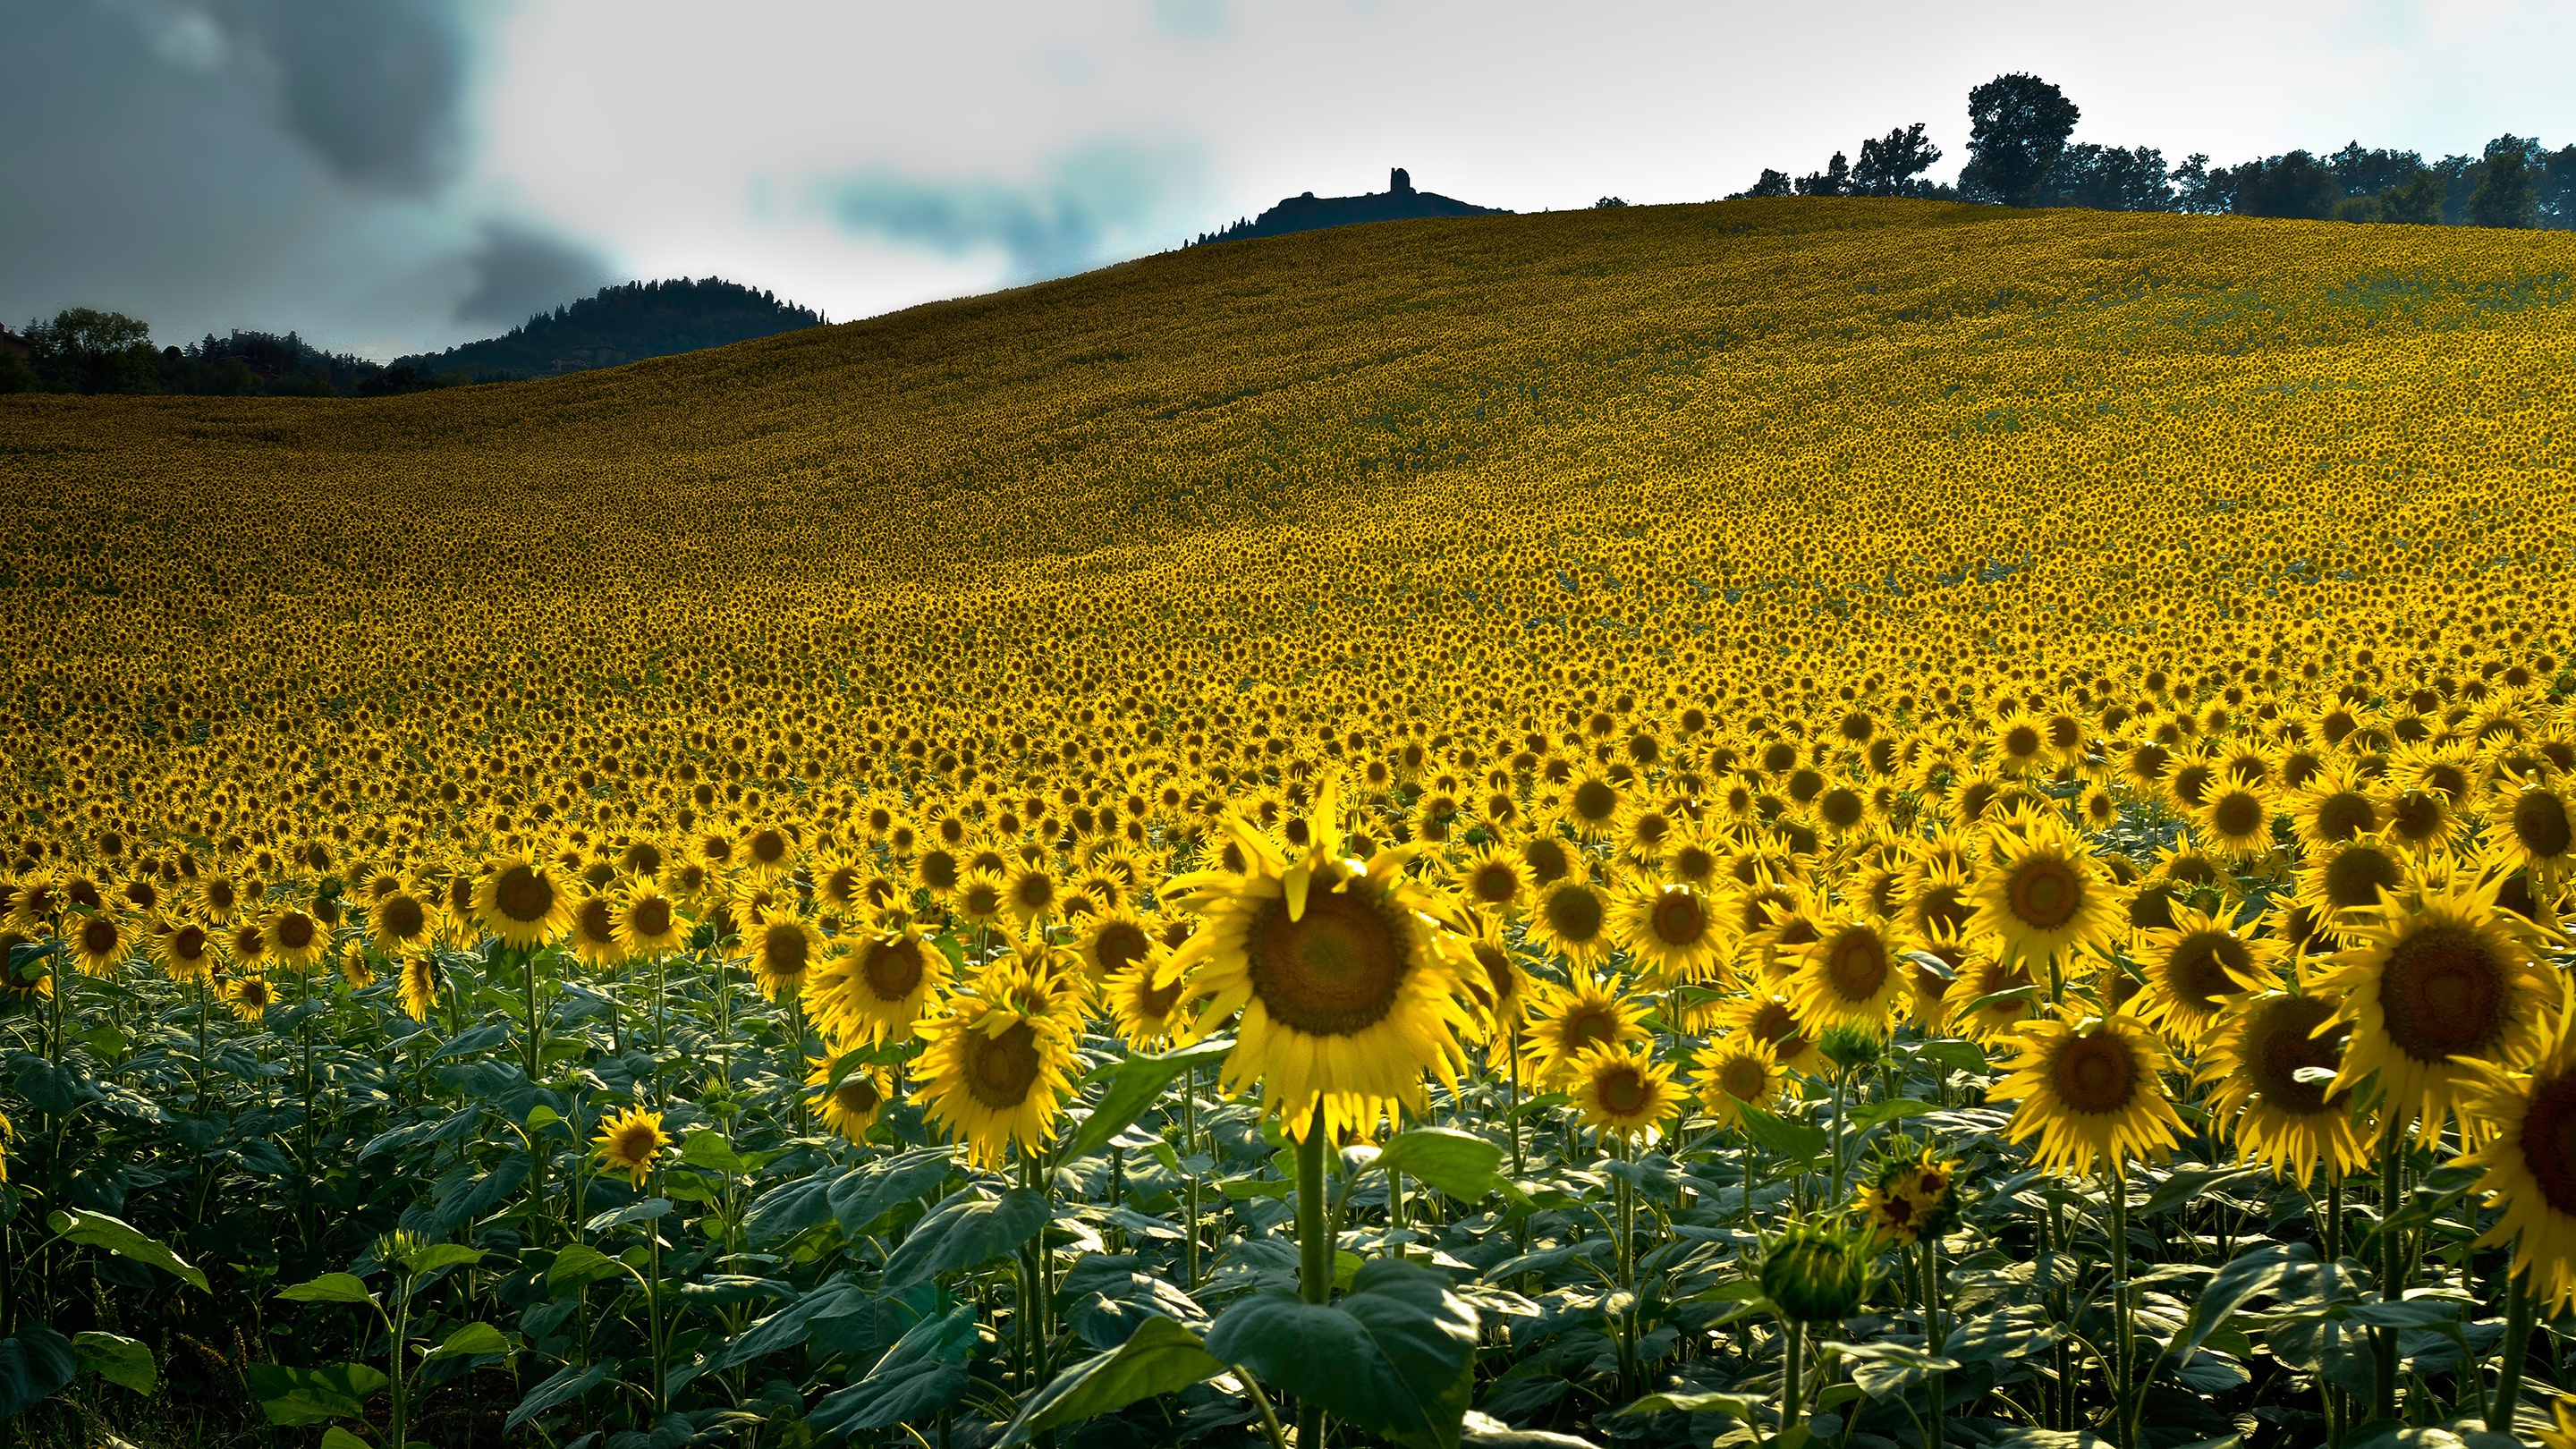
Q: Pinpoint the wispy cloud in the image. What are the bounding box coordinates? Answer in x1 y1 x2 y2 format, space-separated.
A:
816 140 1204 281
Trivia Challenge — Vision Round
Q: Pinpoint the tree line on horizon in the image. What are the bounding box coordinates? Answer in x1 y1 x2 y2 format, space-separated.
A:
1739 72 2576 228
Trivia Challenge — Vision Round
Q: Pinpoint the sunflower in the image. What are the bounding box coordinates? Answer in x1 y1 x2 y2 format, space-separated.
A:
1456 919 1533 1045
746 916 823 998
1613 877 1723 986
474 852 577 949
2320 871 2555 1142
1991 1008 2184 1178
804 924 948 1046
194 871 244 925
1449 843 1532 918
813 852 871 919
1692 1035 1790 1130
1968 811 2127 977
1162 782 1479 1142
400 954 442 1023
1073 905 1156 983
2199 991 2368 1183
65 911 129 979
2191 781 2275 863
915 969 1080 1169
1522 972 1653 1087
1107 955 1197 1050
1518 833 1577 892
1555 770 1629 842
1790 911 1908 1035
2486 773 2576 890
613 883 691 956
337 936 377 991
593 1105 671 1186
258 906 327 973
0 928 49 1002
739 820 796 881
2457 978 2576 1315
566 891 627 968
1569 1043 1682 1143
155 918 217 984
950 869 1010 928
222 971 277 1023
1002 861 1061 927
227 920 267 971
2133 905 2277 1045
2290 760 2384 850
2295 833 2410 936
1526 875 1618 966
369 885 436 959
807 1055 893 1146
1712 989 1825 1077
1860 1148 1962 1248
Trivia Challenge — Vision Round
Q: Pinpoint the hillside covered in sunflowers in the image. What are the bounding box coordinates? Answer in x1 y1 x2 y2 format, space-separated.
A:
4 196 2576 1449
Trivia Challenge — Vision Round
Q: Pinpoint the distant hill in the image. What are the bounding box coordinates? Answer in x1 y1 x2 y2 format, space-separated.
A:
398 277 826 381
1191 168 1508 246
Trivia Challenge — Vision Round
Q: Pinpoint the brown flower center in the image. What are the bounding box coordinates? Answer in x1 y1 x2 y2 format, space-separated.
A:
495 864 555 924
966 1021 1043 1108
1247 884 1408 1036
2008 856 2081 930
2053 1030 2140 1114
2378 923 2507 1063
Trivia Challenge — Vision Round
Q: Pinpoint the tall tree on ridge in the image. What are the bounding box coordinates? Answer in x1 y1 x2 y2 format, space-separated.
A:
1962 73 2080 207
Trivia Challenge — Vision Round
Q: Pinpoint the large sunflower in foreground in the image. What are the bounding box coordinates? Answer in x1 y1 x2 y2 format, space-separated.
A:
2318 871 2554 1142
914 966 1080 1169
1163 779 1479 1142
2199 990 2369 1183
1966 811 2127 978
1989 1008 2184 1179
2458 979 2576 1314
804 924 948 1046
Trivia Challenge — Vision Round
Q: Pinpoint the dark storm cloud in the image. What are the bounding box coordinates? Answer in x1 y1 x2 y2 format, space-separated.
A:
818 140 1202 281
238 0 472 194
453 221 615 326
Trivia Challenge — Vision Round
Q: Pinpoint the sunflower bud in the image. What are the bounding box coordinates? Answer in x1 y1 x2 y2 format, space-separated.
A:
1761 1217 1873 1323
1818 1022 1884 1072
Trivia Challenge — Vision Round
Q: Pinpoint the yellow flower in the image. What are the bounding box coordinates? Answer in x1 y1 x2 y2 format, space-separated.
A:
914 969 1080 1170
1690 1035 1789 1130
1989 1008 2185 1179
593 1105 671 1187
2199 990 2369 1184
474 852 577 949
1568 1043 1682 1143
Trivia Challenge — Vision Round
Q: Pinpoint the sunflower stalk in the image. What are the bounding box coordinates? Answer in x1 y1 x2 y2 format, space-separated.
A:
1295 1101 1331 1449
2372 1119 2402 1422
2109 1168 2135 1449
2487 1262 2533 1435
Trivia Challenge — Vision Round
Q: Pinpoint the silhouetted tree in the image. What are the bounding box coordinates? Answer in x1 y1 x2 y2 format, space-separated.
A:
1961 73 2079 206
2034 145 2172 211
2229 151 2341 220
2468 135 2539 227
22 308 159 394
1735 169 1794 199
1794 153 1851 197
1851 124 1943 198
1592 196 1629 208
2542 145 2576 229
2378 170 2447 225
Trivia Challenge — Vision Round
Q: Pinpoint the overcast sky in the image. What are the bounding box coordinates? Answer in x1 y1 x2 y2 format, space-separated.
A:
8 0 2574 360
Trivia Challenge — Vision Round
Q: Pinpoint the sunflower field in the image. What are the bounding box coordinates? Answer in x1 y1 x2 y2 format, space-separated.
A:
2 197 2575 1449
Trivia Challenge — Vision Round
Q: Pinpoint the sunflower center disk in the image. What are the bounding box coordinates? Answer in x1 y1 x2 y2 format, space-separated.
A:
2519 1072 2576 1216
1250 889 1407 1036
2251 997 2344 1115
865 940 924 998
966 1021 1043 1108
1652 893 1707 946
1826 931 1887 1001
2011 860 2080 929
2382 925 2505 1063
2055 1034 2137 1114
1597 1068 1650 1114
496 867 554 922
2518 792 2574 859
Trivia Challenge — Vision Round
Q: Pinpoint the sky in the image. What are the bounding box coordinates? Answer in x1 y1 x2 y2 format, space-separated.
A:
7 0 2575 361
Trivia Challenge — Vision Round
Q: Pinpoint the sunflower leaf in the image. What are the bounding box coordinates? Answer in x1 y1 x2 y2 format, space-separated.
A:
1064 1037 1236 1162
1208 1258 1478 1449
1000 1315 1224 1447
881 1187 1050 1291
47 1209 210 1292
1374 1127 1508 1202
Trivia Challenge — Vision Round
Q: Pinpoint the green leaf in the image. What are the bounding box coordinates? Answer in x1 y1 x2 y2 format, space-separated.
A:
2175 1241 2319 1363
1847 1098 1936 1131
1821 1339 1960 1399
1208 1258 1479 1449
504 1359 613 1434
1000 1316 1224 1447
546 1243 629 1294
72 1332 154 1394
1373 1127 1507 1202
706 1278 871 1370
1917 1039 1991 1075
1618 1388 1758 1420
1066 1036 1235 1160
827 1146 961 1235
424 1322 514 1361
2140 1164 2264 1217
1218 1175 1292 1199
47 1208 210 1292
278 1272 378 1307
1734 1106 1827 1162
881 1188 1050 1291
320 1428 372 1449
681 1129 749 1174
244 1361 391 1427
585 1198 673 1233
0 1326 79 1417
807 1305 977 1435
404 1242 485 1276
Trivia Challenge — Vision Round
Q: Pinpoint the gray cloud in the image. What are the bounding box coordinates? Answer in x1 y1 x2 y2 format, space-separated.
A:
453 221 615 326
818 140 1203 281
1148 0 1232 40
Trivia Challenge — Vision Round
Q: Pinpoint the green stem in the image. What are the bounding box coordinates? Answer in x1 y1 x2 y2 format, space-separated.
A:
2111 1169 2134 1449
1782 1318 1803 1437
1182 1065 1202 1291
2489 1259 2534 1435
1296 1102 1331 1449
1923 1234 1944 1449
2326 1168 2346 1445
2374 1121 2402 1423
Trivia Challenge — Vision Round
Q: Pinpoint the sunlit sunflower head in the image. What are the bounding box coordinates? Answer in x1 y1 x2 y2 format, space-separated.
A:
2485 772 2576 891
2134 904 2279 1046
1861 1147 1963 1247
613 882 691 957
1968 811 2127 979
1449 843 1533 919
369 885 436 959
2457 977 2576 1316
804 923 949 1046
914 978 1080 1170
1523 971 1653 1089
1522 875 1615 967
1789 911 1908 1036
222 971 277 1024
473 852 576 950
1073 905 1157 984
257 906 326 973
2320 869 2555 1144
1899 856 1978 945
593 1104 671 1187
738 820 797 882
746 916 824 998
1555 769 1630 843
1108 953 1199 1051
1991 1007 2185 1179
2537 1394 2576 1449
805 1053 894 1146
336 936 377 991
564 889 627 969
949 869 1010 928
1714 987 1825 1077
1691 1034 1790 1130
1941 945 2038 1043
65 909 130 979
1454 918 1533 1047
1569 1042 1682 1144
2198 990 2368 1184
2191 780 2275 863
155 917 217 985
1613 876 1723 987
399 954 441 1024
2290 759 2384 851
